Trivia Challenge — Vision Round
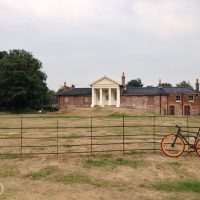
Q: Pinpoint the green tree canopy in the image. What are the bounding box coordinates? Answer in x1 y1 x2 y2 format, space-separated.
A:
0 49 49 111
162 82 172 87
176 81 193 89
0 51 7 60
126 78 143 87
57 85 65 93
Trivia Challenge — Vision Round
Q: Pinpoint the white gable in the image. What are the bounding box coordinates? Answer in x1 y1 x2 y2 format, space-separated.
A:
90 76 120 88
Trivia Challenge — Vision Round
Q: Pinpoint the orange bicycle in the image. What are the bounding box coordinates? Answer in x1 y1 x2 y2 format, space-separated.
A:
161 125 200 157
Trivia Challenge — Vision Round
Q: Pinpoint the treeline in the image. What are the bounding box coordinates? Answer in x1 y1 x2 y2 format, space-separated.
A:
0 49 54 112
126 78 194 88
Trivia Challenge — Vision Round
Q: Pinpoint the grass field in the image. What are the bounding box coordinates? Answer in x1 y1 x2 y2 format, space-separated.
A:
0 108 200 200
0 152 200 200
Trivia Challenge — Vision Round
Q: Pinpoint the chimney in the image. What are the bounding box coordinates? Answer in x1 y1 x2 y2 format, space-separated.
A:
121 72 125 87
64 82 67 88
158 79 163 88
63 82 69 91
196 79 199 92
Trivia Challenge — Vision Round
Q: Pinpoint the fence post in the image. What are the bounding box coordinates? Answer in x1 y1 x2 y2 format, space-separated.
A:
90 117 93 156
56 119 59 159
20 117 23 157
186 117 189 151
153 116 156 151
123 115 125 154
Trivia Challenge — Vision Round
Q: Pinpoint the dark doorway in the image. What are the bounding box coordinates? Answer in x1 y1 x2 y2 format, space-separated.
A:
169 106 175 115
184 106 190 116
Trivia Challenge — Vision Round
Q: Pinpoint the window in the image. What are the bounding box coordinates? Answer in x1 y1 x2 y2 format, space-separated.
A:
176 96 181 102
106 95 109 101
188 96 194 102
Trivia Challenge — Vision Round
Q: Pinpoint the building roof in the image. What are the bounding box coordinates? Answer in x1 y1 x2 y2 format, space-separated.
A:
90 75 121 86
162 87 197 94
122 87 199 96
122 87 164 96
57 87 199 96
57 88 91 96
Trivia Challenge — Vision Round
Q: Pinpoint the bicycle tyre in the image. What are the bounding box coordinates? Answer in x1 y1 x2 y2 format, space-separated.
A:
161 134 185 157
196 139 200 156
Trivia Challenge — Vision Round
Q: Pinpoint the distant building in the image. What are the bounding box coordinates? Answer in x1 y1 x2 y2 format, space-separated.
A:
57 74 200 116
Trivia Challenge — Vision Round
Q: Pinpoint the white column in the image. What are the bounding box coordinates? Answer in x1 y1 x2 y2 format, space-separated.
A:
116 87 120 107
100 88 103 107
109 88 112 106
91 88 95 107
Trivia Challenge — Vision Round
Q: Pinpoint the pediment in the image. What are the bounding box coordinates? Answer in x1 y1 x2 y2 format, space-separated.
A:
90 76 120 87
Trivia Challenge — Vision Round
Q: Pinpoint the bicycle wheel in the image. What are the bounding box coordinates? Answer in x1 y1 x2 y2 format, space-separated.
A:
196 139 200 156
161 134 185 157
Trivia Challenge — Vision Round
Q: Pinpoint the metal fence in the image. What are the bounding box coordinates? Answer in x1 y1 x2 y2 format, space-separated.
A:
0 115 199 157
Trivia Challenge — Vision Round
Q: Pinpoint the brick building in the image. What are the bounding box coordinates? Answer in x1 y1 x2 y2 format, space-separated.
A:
57 74 200 116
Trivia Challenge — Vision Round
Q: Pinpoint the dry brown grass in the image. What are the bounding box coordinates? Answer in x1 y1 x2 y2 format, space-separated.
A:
0 108 200 200
0 153 200 200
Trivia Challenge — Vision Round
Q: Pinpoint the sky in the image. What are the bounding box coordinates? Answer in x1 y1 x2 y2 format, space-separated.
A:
0 0 200 90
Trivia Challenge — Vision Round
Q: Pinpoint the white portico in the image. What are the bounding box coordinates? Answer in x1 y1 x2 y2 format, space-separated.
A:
90 76 121 107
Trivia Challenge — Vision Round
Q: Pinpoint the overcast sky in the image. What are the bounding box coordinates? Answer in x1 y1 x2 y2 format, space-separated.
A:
0 0 200 90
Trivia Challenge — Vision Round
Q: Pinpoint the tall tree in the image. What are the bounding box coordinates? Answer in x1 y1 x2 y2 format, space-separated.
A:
126 78 143 87
0 49 49 111
162 82 172 87
176 81 193 89
0 51 7 60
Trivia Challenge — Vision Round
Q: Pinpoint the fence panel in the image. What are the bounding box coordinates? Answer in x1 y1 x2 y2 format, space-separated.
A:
0 116 199 157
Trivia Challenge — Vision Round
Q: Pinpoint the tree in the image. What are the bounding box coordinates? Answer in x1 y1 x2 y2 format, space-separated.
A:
162 82 172 87
46 89 55 102
0 49 49 111
126 78 143 87
176 81 193 89
57 85 65 93
0 51 7 60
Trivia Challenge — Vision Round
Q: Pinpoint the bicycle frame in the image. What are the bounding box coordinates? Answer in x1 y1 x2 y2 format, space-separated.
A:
173 127 200 151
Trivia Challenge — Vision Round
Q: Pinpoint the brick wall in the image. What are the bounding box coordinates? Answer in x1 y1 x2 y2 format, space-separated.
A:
121 95 168 114
121 94 200 116
58 93 200 116
167 93 200 115
58 96 92 109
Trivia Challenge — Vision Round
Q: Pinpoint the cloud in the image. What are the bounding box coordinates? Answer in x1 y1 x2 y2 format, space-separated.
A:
0 0 200 89
0 0 99 24
131 0 200 38
2 0 199 37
